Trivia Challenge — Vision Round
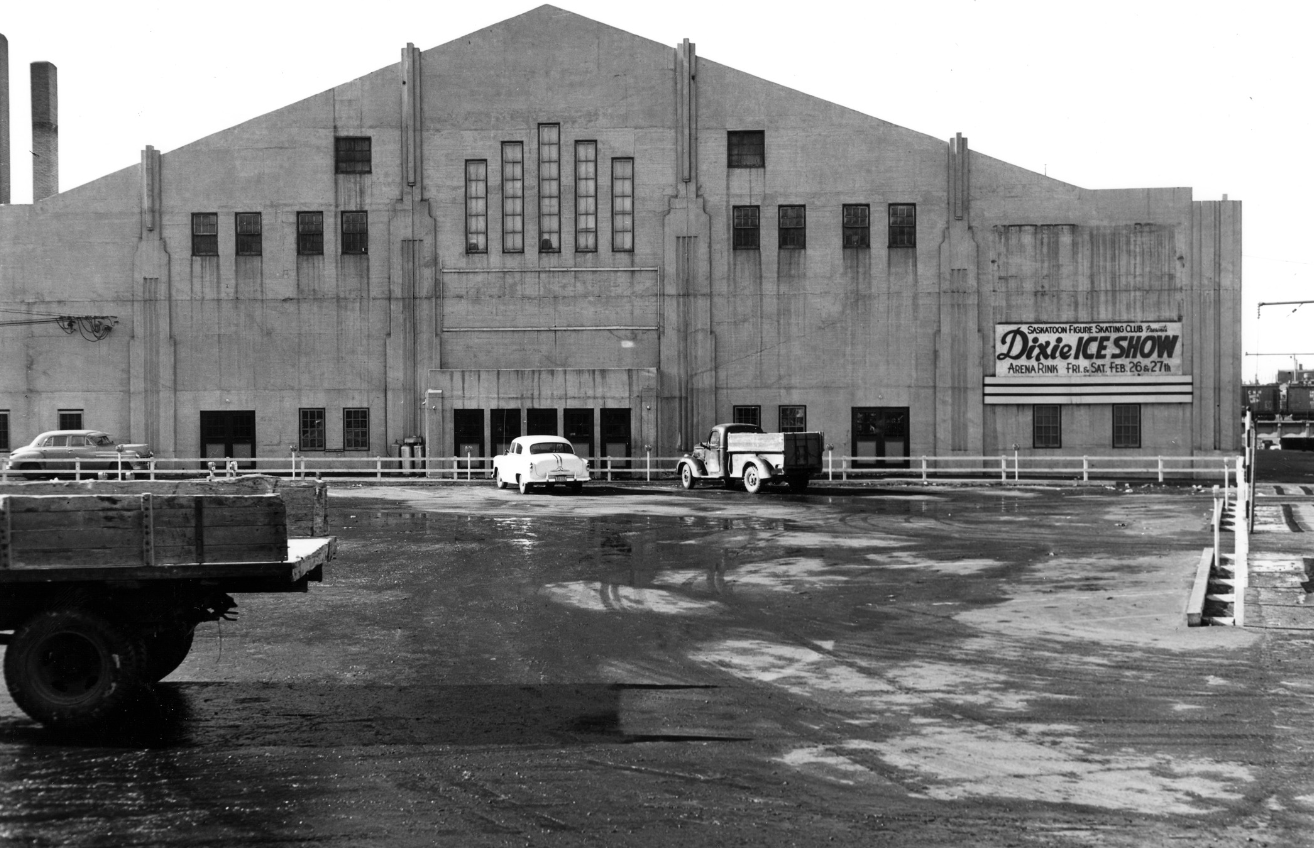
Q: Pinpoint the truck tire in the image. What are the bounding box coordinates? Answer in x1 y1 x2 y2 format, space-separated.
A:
680 464 697 490
787 474 810 492
743 464 764 494
4 608 146 729
143 625 196 682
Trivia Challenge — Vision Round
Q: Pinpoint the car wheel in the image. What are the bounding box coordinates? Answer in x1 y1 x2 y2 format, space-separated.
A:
4 608 147 729
680 464 696 490
743 464 763 494
519 476 531 494
494 469 506 490
17 462 44 481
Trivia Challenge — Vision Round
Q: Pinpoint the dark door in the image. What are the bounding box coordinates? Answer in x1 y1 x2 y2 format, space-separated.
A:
453 409 485 466
527 408 557 436
601 408 631 468
564 408 594 459
852 407 909 469
491 408 521 457
200 411 257 467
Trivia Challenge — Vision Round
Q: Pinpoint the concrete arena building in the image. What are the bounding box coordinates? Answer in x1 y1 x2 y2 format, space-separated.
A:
0 6 1241 468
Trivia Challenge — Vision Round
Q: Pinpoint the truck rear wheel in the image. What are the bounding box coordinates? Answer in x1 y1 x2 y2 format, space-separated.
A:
680 464 697 489
4 608 146 729
743 464 764 494
787 474 810 492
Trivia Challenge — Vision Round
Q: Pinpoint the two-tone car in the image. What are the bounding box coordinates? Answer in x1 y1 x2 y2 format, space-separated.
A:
492 435 589 494
4 430 153 479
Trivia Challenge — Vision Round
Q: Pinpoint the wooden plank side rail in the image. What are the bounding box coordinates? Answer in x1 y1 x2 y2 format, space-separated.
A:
3 493 287 569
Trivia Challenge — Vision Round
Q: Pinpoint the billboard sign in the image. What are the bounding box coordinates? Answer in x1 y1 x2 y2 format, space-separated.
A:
994 321 1183 378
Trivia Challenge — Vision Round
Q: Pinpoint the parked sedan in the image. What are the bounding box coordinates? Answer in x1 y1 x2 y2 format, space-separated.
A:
492 436 589 494
4 430 153 479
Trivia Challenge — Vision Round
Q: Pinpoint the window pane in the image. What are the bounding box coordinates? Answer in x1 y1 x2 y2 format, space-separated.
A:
843 204 870 249
576 142 597 252
733 205 760 250
300 409 326 451
733 405 761 428
538 124 560 252
728 130 765 168
342 211 368 255
889 203 916 248
779 205 805 249
235 212 261 256
779 405 806 432
611 157 634 252
1113 404 1141 449
297 211 324 256
335 136 371 174
1033 405 1061 449
192 213 218 256
466 160 488 254
343 408 369 451
502 142 524 253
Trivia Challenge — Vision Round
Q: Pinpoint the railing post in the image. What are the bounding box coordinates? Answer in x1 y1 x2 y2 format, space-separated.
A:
1013 448 1019 483
921 457 928 482
842 456 848 482
1157 456 1164 484
375 456 382 480
1082 456 1089 482
827 449 833 482
646 448 651 483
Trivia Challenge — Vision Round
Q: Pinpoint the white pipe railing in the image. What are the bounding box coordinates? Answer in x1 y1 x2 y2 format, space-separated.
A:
0 452 1244 486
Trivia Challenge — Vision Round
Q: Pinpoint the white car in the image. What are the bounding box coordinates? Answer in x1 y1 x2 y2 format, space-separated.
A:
492 436 590 494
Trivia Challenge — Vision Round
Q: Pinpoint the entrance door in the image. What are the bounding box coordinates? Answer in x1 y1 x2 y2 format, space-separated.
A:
564 408 594 459
527 408 557 436
200 411 256 467
453 409 485 466
601 408 631 468
852 407 909 469
491 408 521 457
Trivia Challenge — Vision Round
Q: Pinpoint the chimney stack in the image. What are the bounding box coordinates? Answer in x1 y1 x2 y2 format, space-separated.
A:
31 60 57 200
0 34 10 204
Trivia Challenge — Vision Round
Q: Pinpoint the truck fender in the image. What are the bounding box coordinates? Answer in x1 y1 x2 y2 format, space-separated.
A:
745 455 778 480
677 456 707 477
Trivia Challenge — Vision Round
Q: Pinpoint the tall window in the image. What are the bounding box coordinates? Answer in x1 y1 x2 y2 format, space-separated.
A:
334 137 371 174
58 409 83 430
575 141 597 252
727 130 765 168
733 405 761 428
889 203 917 248
733 206 760 250
843 204 870 248
538 124 561 252
779 405 807 433
502 142 524 253
343 408 370 451
779 206 806 249
0 411 9 451
1033 405 1061 449
299 408 326 451
465 160 488 254
192 213 218 256
612 158 634 252
297 212 324 256
235 212 262 256
1113 404 1141 449
341 211 368 255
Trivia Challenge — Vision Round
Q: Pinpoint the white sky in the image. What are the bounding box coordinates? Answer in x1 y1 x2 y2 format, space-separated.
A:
0 1 1304 379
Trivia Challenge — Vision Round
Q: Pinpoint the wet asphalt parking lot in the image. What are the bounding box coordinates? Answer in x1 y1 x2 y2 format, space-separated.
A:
2 480 1312 847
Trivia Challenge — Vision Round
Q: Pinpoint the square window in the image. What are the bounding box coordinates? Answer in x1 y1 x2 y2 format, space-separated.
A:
343 408 370 451
235 212 262 256
0 411 7 451
1033 405 1061 449
465 160 488 254
58 409 83 430
297 212 324 256
889 203 916 248
728 130 765 168
502 142 524 253
843 204 870 249
299 408 326 451
612 158 634 252
733 206 760 250
335 136 371 174
779 205 806 250
575 142 597 252
1113 404 1141 449
779 405 807 433
732 405 761 428
341 211 368 255
192 213 218 256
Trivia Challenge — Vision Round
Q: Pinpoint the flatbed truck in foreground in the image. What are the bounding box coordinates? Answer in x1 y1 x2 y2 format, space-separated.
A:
0 489 334 729
677 423 824 493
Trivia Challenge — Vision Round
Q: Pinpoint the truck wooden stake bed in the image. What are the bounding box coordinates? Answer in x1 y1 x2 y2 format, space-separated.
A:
677 423 824 493
0 490 334 729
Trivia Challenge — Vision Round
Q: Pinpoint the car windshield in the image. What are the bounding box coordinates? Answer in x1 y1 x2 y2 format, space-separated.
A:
88 434 113 447
529 442 574 455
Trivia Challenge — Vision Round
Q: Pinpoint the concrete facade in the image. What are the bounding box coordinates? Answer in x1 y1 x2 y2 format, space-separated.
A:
0 7 1242 465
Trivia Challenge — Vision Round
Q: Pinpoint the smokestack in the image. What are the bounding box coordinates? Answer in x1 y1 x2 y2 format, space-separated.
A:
0 34 9 204
31 60 57 200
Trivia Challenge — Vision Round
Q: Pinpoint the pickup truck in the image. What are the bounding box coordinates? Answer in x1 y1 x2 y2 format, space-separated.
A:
0 481 334 729
677 423 823 493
